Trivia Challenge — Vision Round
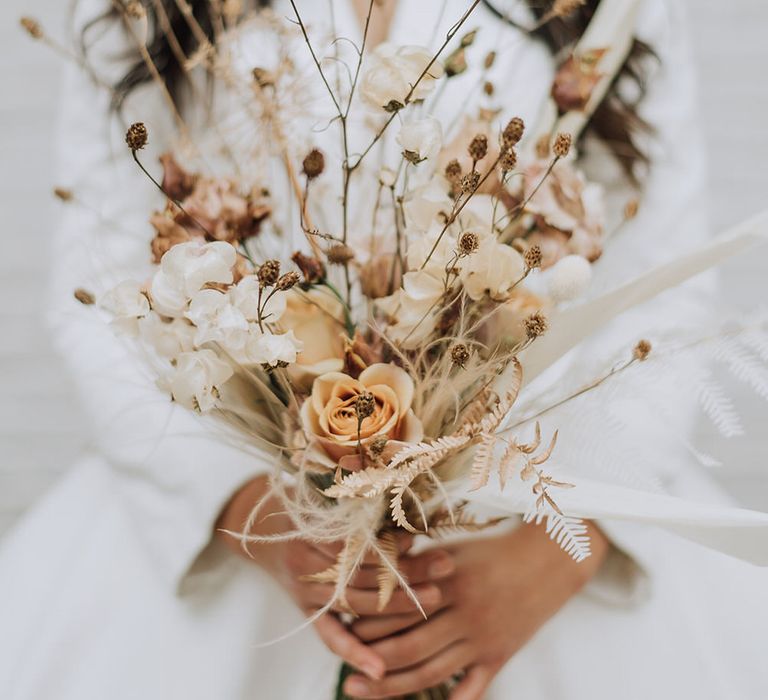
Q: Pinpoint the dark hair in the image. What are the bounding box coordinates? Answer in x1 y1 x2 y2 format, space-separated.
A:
89 0 653 177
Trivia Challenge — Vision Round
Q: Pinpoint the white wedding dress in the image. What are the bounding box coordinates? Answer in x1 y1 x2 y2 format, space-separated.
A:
2 1 768 698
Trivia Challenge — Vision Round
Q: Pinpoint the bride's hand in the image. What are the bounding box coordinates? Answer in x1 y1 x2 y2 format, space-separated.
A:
343 521 610 699
215 476 455 681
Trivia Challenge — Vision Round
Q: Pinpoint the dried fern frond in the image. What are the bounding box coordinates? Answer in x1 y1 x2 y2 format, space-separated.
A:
524 510 591 562
428 507 507 538
469 433 496 490
374 531 400 611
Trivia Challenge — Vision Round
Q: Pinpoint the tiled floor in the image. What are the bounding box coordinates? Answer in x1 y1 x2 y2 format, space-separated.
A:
1 1 766 538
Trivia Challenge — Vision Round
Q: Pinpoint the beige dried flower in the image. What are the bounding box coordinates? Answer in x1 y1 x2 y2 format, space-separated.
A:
53 187 73 202
484 51 497 70
553 132 572 158
258 259 281 287
20 17 43 39
302 148 325 180
468 134 489 162
444 159 462 183
355 392 376 420
461 171 481 195
326 244 355 265
502 117 525 150
524 245 543 270
500 148 517 173
125 122 148 151
275 272 300 291
458 231 480 256
552 0 587 18
634 339 652 361
451 343 471 368
524 311 549 340
73 288 95 306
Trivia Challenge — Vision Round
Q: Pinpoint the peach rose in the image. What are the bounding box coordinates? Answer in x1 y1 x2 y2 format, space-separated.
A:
301 364 424 468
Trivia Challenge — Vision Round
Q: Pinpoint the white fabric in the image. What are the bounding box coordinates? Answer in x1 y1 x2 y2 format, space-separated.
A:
1 0 768 697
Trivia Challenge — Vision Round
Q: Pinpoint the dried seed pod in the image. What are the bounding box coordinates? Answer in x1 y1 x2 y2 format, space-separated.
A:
302 148 325 179
73 288 95 306
633 339 652 361
553 132 572 158
20 17 43 39
468 134 489 162
458 231 480 256
444 159 462 183
502 117 525 150
524 245 543 270
275 272 300 291
355 392 376 420
291 251 325 284
125 122 148 151
53 187 74 202
326 244 355 265
451 343 471 368
500 148 517 173
484 51 497 70
257 259 281 287
524 312 549 340
460 171 481 195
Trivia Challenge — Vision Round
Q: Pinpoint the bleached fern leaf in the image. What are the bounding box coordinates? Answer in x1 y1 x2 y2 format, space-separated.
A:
497 441 522 490
299 563 340 584
480 359 522 433
469 434 496 490
323 466 401 500
740 328 768 363
715 343 768 402
389 464 424 533
524 510 591 562
375 531 400 611
696 371 744 438
428 510 507 538
388 435 471 471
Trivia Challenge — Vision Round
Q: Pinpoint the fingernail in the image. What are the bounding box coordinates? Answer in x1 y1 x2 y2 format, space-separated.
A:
429 555 455 579
345 677 369 695
361 661 383 681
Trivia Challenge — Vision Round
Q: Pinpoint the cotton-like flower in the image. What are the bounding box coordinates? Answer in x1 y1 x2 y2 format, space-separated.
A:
138 314 195 359
150 240 237 317
244 329 303 368
360 44 444 110
397 118 443 163
459 235 526 301
546 254 592 301
185 289 249 350
100 280 150 334
162 349 234 412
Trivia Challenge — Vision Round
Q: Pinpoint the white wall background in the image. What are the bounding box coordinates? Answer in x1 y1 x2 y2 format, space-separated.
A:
0 1 767 537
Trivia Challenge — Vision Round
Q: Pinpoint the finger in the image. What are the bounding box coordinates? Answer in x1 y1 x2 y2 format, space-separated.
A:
286 544 336 580
370 610 461 671
312 615 385 682
314 533 414 565
451 664 496 700
351 612 424 642
349 549 455 589
343 641 472 699
300 582 444 616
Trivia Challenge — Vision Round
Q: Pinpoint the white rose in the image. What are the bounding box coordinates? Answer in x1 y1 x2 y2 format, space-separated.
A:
150 240 237 317
162 349 234 412
137 314 195 359
185 289 249 350
100 280 150 335
360 44 444 110
459 235 526 301
397 117 443 163
244 330 303 367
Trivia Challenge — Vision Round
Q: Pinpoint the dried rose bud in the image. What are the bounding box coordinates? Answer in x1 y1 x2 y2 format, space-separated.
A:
53 187 73 202
553 132 572 158
451 343 471 368
326 243 355 265
257 259 281 287
458 231 480 256
355 392 376 420
460 171 481 195
291 251 325 284
73 288 95 306
20 17 43 39
502 117 525 150
444 159 462 183
524 245 543 270
302 148 325 179
624 199 640 221
275 271 300 290
468 134 488 162
500 148 517 173
125 122 148 151
483 81 495 97
484 51 497 70
524 312 548 340
633 339 652 361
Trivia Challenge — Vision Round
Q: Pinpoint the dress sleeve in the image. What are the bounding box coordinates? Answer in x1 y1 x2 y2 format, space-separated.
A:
567 0 721 604
49 7 269 594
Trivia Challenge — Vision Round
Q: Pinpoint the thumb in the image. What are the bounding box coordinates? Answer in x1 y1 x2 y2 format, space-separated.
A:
451 664 496 700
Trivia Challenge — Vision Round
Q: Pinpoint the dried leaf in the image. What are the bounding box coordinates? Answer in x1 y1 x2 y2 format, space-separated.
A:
469 434 496 490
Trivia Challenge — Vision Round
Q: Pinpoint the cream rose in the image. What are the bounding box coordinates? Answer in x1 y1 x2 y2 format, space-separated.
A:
301 364 424 467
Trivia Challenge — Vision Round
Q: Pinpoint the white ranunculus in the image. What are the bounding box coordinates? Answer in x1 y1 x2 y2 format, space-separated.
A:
150 240 237 317
137 314 195 359
546 254 593 302
360 44 444 110
230 275 287 324
403 180 453 234
405 221 457 273
397 118 443 163
163 349 234 412
459 235 526 301
185 289 249 350
244 330 303 368
100 280 150 335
